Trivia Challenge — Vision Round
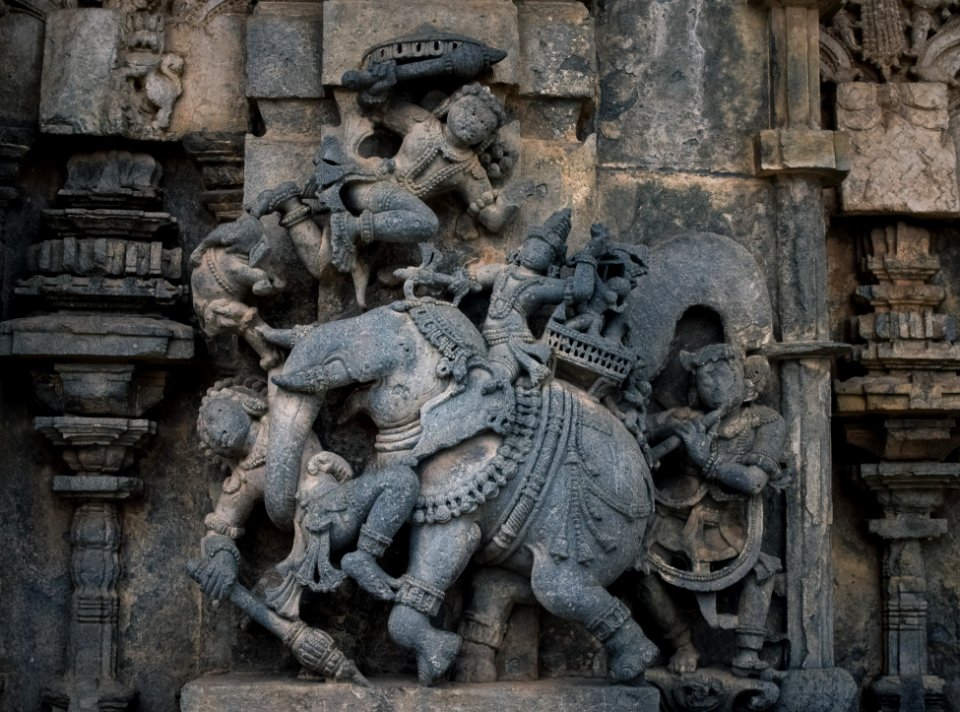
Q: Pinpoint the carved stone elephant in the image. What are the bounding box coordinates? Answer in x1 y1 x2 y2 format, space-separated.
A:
263 298 659 684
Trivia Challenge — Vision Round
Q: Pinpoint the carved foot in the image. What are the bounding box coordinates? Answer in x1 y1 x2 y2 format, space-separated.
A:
606 623 659 682
730 649 769 677
454 640 498 683
251 181 301 218
417 629 462 686
341 550 398 601
667 642 700 675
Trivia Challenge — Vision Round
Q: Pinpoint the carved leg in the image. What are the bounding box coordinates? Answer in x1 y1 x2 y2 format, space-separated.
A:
637 573 699 674
731 571 776 677
531 553 658 682
340 464 420 600
455 568 536 682
387 517 482 685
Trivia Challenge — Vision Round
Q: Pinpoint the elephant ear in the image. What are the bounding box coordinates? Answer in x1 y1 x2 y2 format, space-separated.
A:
413 370 512 460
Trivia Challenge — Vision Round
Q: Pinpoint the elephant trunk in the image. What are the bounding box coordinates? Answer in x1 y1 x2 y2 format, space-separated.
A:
264 388 322 529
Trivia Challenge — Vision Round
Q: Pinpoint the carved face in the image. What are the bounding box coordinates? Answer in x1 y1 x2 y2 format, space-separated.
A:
198 398 253 458
694 357 744 413
446 95 499 146
519 236 557 272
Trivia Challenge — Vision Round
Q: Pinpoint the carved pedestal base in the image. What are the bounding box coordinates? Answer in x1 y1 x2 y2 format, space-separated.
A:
179 676 661 712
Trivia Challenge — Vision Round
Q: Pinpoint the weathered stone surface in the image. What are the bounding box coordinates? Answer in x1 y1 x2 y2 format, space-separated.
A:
0 315 194 361
247 3 324 99
596 0 769 174
517 2 594 98
755 129 850 180
180 676 661 712
39 9 123 136
772 668 858 712
836 82 960 216
0 11 46 128
167 14 249 136
243 134 318 206
321 1 520 88
519 136 596 249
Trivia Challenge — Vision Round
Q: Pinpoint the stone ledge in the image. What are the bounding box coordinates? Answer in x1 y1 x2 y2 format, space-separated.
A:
179 675 661 712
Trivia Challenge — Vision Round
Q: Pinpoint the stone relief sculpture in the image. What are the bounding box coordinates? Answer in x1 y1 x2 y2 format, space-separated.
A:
184 31 790 710
640 345 787 678
252 38 534 306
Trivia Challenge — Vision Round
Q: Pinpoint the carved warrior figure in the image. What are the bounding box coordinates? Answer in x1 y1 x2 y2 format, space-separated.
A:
254 79 532 304
640 344 787 677
189 212 285 370
468 209 601 387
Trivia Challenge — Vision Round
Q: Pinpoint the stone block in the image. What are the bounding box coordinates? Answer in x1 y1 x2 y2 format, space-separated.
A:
771 668 857 712
40 9 123 136
0 12 45 127
180 676 661 712
243 134 320 206
167 14 248 136
321 1 519 88
256 99 339 137
755 129 848 182
0 314 194 361
836 82 960 216
247 3 324 99
517 2 595 98
596 0 769 174
518 135 596 252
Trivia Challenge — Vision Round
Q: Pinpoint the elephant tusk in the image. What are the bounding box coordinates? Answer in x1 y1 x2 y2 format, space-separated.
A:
271 367 329 395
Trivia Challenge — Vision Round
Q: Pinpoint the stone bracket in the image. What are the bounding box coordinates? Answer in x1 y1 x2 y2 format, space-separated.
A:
754 129 850 183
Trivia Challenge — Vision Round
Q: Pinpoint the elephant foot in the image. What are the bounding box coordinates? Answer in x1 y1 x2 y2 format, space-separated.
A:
606 623 659 682
667 642 699 675
341 550 398 601
417 629 462 686
454 640 497 683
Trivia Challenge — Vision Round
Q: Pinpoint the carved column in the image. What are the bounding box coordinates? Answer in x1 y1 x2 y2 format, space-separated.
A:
0 151 193 712
752 1 851 693
835 223 960 711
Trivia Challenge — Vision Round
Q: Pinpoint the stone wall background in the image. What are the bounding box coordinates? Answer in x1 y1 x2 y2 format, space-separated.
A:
1 0 958 710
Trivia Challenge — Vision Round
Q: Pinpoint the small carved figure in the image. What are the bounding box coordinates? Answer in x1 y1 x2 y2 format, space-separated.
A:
189 212 286 370
254 82 533 305
144 53 184 130
189 380 370 684
906 0 953 57
191 379 333 601
468 209 600 387
640 343 787 677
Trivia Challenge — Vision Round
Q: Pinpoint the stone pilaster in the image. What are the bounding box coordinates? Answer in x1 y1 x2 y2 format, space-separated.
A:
835 222 960 711
0 150 193 712
752 2 850 691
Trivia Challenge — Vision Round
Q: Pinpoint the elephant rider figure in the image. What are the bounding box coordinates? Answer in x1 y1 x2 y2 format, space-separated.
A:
253 79 533 305
640 343 787 677
468 209 602 388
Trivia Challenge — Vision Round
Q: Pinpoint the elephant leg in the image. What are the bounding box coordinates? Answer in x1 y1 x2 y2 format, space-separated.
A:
531 553 658 682
455 568 536 682
388 516 482 685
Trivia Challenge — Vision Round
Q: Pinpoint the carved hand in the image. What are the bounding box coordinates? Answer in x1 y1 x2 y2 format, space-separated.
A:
674 419 714 468
196 535 240 602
